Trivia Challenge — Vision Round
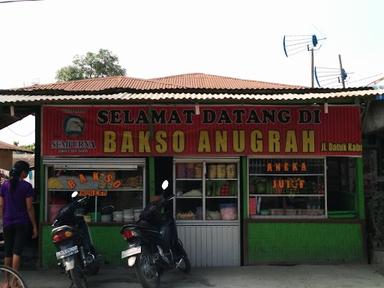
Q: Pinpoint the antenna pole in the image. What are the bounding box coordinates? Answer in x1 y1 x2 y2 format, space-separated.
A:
338 54 345 88
311 48 314 88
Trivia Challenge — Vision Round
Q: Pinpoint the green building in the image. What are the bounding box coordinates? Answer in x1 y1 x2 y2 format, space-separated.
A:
1 74 383 267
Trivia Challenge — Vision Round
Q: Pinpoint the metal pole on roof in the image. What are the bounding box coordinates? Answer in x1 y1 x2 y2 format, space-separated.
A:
338 54 346 89
311 48 315 88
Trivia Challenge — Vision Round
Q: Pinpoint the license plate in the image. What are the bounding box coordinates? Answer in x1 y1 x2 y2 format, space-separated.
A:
56 246 79 259
122 246 141 259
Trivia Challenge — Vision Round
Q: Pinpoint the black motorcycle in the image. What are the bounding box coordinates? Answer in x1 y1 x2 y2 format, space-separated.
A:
120 180 191 288
51 191 109 288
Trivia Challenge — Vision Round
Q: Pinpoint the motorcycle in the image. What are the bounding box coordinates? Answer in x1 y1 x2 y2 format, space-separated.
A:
51 191 111 288
120 180 191 288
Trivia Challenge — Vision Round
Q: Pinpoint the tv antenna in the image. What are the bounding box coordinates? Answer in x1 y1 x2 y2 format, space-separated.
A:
283 34 326 87
315 55 349 88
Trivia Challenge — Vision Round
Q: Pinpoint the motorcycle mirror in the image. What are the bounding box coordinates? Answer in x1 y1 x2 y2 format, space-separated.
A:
71 191 79 198
161 180 169 191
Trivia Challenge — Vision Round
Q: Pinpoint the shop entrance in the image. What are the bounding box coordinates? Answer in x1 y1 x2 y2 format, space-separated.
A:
173 158 241 267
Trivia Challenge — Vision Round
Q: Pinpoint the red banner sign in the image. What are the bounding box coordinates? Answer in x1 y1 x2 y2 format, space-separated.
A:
42 105 362 156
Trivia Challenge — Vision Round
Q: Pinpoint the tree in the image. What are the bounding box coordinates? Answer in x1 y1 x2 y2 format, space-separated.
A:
20 143 35 151
56 49 126 81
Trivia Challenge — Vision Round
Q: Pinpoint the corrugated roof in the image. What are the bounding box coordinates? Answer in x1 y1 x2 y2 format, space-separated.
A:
151 73 303 89
19 73 303 92
1 89 383 104
0 140 34 153
21 76 183 91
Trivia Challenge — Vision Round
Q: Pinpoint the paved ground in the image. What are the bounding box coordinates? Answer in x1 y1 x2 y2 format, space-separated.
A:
20 264 384 288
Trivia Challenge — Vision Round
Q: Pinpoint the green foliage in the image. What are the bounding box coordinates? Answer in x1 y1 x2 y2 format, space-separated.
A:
19 143 35 151
56 49 126 81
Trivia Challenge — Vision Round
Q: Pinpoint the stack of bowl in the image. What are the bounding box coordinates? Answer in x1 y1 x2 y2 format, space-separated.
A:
123 209 134 222
113 211 123 222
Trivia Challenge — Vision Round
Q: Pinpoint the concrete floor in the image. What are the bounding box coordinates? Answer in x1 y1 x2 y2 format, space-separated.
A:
20 264 384 288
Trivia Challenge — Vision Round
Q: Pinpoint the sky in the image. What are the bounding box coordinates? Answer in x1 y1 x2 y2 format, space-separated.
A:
0 0 383 145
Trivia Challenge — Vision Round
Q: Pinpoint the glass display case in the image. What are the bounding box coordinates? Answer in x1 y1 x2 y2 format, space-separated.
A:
248 158 326 218
44 158 146 224
174 159 239 222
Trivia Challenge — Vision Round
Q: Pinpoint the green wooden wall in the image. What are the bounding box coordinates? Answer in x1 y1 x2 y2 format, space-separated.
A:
246 222 364 264
41 225 128 267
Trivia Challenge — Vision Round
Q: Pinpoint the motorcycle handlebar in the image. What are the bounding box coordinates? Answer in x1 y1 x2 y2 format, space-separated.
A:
77 196 89 205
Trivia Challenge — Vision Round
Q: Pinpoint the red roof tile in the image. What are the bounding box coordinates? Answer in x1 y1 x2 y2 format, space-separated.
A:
21 73 303 92
23 76 183 91
151 73 303 89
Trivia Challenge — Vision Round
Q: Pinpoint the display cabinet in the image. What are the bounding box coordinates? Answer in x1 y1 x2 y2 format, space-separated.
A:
248 158 326 218
174 159 239 222
44 158 146 223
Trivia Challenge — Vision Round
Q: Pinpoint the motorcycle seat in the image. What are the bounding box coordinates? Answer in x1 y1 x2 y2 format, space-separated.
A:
121 222 160 234
51 225 76 235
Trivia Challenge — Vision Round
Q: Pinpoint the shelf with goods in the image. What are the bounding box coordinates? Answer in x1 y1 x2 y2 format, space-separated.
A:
248 158 326 218
249 195 326 218
48 188 144 192
46 165 145 224
174 159 239 222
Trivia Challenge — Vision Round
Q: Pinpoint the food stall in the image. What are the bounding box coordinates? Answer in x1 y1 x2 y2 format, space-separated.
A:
39 103 365 266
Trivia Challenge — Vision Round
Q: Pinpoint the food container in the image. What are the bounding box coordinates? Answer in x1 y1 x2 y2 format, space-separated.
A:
216 164 226 178
176 164 186 178
206 211 221 220
270 209 285 215
194 163 203 178
219 182 230 196
126 176 142 188
113 211 123 222
219 203 237 220
123 209 134 217
101 214 112 223
186 163 195 178
176 211 195 220
208 164 217 179
260 210 270 216
226 164 236 178
124 215 135 222
249 197 256 215
255 179 266 194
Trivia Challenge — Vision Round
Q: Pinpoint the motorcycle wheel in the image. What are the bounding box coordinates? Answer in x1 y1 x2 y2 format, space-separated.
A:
176 243 191 274
86 258 100 276
177 255 191 274
177 245 191 274
87 263 100 276
88 247 100 275
135 247 160 288
69 265 88 288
